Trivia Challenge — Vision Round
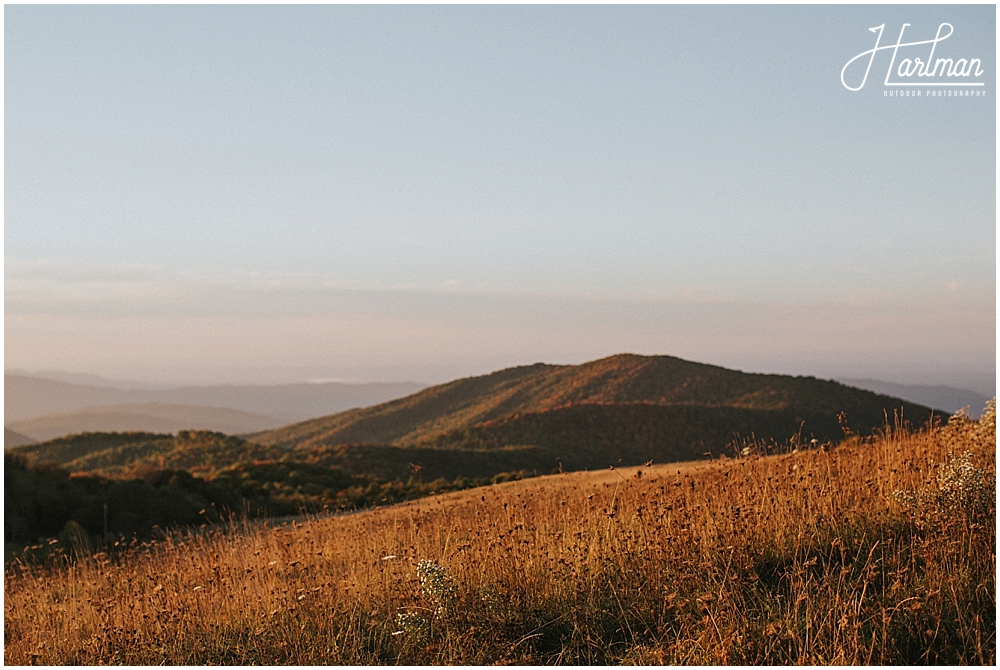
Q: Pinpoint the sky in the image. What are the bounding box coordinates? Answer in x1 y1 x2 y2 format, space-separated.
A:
4 4 996 393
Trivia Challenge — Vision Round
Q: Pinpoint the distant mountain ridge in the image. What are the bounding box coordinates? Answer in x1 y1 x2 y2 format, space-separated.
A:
5 403 283 442
4 369 174 390
4 428 36 449
4 374 425 425
252 354 937 460
837 378 991 418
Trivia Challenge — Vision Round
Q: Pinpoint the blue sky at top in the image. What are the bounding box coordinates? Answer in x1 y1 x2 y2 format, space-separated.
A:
4 5 995 390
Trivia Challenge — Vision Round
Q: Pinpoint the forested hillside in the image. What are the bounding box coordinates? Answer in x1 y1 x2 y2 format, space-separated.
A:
254 354 936 455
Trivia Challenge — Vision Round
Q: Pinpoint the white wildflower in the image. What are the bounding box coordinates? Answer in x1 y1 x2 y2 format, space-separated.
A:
935 451 991 515
893 450 993 521
394 611 427 640
417 559 455 607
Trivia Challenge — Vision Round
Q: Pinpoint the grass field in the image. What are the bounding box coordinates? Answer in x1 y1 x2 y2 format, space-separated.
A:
4 402 994 665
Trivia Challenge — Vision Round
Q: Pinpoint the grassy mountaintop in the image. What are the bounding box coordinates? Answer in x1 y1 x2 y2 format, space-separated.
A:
5 403 993 664
253 354 936 454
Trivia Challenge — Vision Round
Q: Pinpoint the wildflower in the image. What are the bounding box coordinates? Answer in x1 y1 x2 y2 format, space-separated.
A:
417 559 455 607
893 450 993 521
941 398 996 453
934 451 991 515
394 611 427 640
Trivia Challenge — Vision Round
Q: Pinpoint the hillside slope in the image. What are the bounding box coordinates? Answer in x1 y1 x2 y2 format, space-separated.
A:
254 354 936 455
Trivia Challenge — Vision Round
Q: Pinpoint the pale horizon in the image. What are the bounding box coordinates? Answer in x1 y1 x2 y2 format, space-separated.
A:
4 350 995 399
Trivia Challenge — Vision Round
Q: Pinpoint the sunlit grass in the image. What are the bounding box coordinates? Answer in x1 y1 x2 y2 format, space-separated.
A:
4 402 994 664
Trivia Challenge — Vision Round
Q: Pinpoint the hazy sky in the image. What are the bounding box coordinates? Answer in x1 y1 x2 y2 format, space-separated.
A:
4 5 996 392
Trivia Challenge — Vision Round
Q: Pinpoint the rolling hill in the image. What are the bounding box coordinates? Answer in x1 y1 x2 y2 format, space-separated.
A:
5 429 527 483
4 430 527 542
252 354 938 468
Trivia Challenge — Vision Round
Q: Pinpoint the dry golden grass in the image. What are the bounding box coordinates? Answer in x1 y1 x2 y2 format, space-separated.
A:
4 408 995 665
